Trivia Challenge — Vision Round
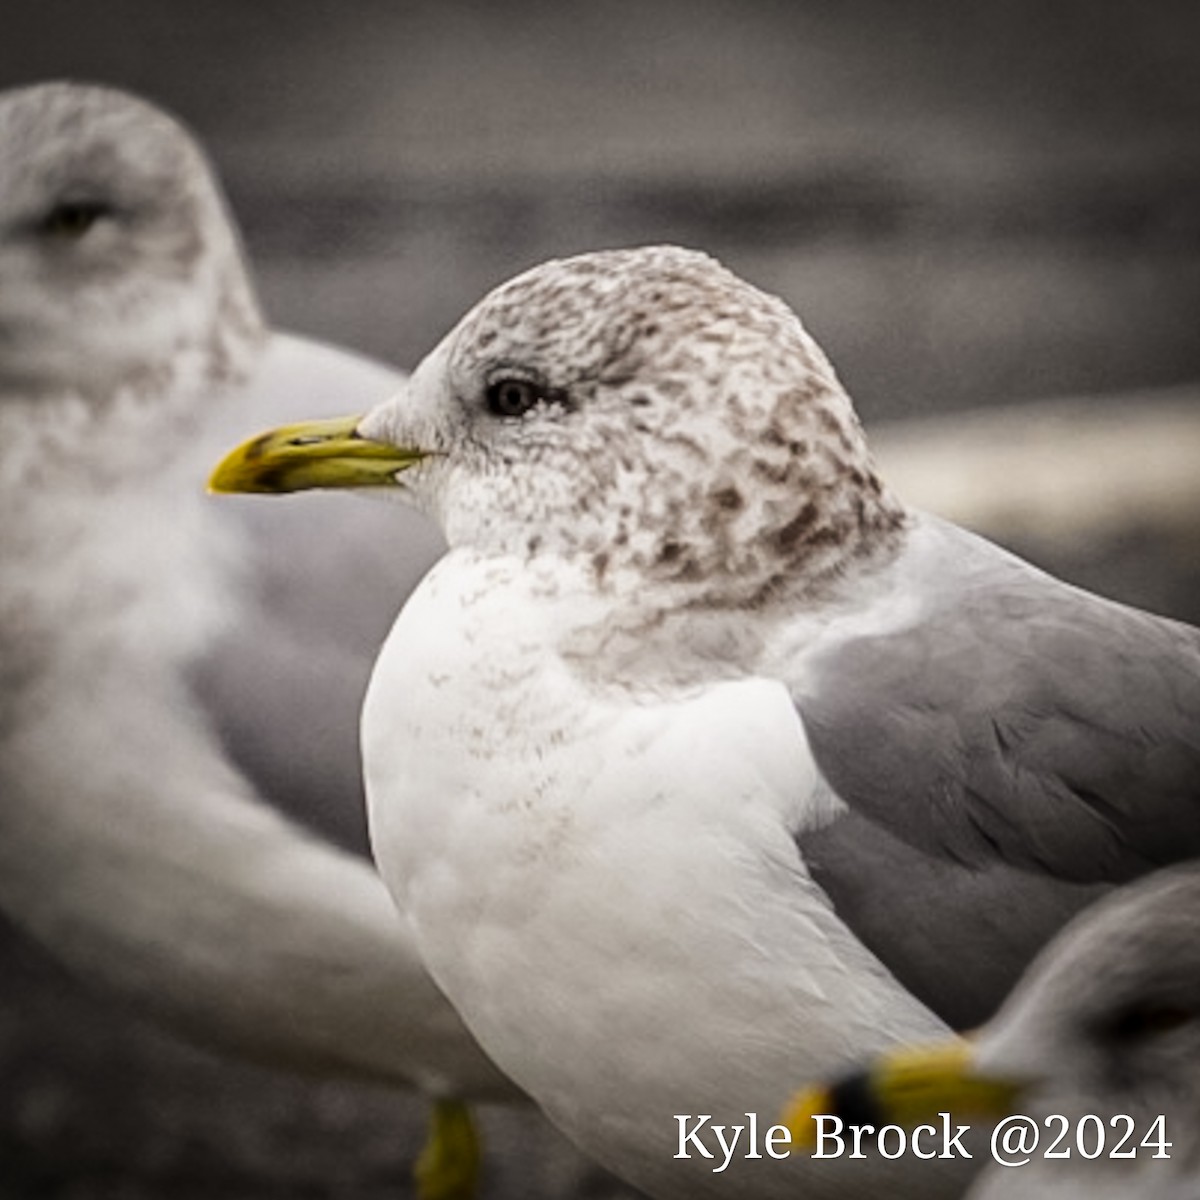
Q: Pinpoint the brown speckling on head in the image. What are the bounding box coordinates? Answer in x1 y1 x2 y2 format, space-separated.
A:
372 245 908 613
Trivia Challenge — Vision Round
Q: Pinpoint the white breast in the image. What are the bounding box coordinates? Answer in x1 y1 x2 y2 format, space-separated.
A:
363 549 961 1198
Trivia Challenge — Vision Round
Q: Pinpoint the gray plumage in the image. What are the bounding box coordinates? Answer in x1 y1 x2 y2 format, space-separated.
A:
794 511 1200 1023
798 515 1199 879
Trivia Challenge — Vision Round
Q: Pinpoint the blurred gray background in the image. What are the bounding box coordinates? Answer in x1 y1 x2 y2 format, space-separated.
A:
1 1 1197 1196
5 0 1199 413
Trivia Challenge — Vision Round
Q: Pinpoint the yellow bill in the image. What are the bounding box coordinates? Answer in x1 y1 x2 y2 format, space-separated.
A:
208 415 426 495
782 1037 1023 1148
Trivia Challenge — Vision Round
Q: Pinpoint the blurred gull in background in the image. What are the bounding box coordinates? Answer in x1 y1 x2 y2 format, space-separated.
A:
0 80 534 1200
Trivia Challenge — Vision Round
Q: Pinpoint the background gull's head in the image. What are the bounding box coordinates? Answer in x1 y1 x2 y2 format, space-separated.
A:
0 82 263 452
971 867 1200 1116
356 245 908 606
788 866 1200 1173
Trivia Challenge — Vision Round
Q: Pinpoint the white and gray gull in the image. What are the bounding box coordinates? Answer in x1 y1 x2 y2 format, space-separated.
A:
0 81 526 1200
211 245 1200 1199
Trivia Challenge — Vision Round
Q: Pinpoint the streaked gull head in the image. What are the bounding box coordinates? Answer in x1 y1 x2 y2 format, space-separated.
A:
217 246 907 607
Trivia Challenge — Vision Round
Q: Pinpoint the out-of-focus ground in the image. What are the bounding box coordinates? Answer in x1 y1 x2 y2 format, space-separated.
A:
1 2 1198 1197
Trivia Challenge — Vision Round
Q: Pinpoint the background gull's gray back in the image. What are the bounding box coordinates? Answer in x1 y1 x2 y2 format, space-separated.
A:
1 2 1197 1196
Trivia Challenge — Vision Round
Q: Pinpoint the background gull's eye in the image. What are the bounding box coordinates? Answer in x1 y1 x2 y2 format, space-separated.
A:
1108 1002 1194 1042
38 200 112 239
485 378 545 418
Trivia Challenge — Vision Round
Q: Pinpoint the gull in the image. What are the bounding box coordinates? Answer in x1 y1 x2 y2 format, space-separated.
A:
211 244 1200 1198
784 864 1200 1199
0 80 527 1199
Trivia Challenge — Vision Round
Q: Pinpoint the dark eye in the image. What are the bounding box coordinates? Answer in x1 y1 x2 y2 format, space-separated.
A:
1109 1003 1193 1041
486 378 545 419
38 200 112 238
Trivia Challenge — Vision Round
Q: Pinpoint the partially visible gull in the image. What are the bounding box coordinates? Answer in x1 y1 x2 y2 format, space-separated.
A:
784 865 1200 1199
0 81 525 1199
212 245 1200 1199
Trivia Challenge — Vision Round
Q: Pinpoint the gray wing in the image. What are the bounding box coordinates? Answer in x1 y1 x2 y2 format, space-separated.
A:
794 514 1200 885
798 811 1108 1027
189 332 444 853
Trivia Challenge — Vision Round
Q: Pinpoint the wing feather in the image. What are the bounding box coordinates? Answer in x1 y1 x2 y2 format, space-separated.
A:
793 515 1200 883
